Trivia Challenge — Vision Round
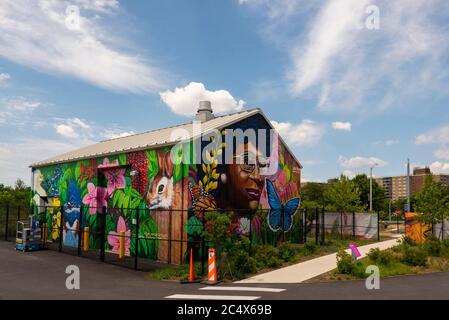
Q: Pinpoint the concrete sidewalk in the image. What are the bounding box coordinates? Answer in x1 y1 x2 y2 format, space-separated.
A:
236 235 402 284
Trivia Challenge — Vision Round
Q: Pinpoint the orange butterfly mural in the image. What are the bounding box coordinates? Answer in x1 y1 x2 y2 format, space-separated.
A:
188 182 217 220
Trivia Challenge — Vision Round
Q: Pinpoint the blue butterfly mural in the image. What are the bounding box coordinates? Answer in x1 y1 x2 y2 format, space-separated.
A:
266 179 300 232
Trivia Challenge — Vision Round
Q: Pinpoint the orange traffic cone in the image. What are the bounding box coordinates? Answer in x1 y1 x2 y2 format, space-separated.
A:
180 248 200 284
201 248 220 285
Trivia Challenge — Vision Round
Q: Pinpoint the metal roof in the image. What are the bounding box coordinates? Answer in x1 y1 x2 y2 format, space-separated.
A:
30 108 302 169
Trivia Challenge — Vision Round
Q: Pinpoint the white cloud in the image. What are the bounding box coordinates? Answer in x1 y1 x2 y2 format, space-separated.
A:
271 119 324 147
160 82 245 116
429 161 449 175
0 0 164 94
56 124 79 138
238 0 301 20
385 139 399 146
416 126 449 145
0 138 90 186
101 130 135 140
290 0 369 96
53 116 136 142
0 111 12 123
301 0 449 112
339 156 387 169
434 147 449 160
0 97 41 124
331 121 351 131
73 0 119 13
301 159 323 166
0 73 10 83
4 97 41 112
246 0 449 113
342 169 356 179
54 117 90 138
71 117 89 129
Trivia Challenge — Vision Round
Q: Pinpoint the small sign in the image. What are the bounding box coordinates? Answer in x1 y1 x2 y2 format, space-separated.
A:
132 218 136 225
349 242 361 260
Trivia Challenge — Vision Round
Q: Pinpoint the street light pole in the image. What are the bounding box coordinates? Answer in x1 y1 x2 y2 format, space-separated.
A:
406 158 411 213
369 163 378 212
370 167 373 212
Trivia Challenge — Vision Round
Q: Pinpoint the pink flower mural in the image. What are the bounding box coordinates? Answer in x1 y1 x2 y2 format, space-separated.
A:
103 167 126 194
82 183 109 214
98 157 119 168
107 216 131 256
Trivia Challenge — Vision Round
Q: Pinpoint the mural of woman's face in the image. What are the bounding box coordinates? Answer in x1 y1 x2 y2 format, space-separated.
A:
222 142 266 211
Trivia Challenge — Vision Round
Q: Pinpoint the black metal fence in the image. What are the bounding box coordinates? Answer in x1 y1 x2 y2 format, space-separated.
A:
1 205 384 274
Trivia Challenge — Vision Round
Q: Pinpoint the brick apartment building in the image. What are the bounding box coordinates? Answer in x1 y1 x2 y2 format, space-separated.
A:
375 167 449 202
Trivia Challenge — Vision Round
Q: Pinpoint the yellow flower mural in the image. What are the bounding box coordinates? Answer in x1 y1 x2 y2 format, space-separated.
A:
199 132 225 193
52 211 61 241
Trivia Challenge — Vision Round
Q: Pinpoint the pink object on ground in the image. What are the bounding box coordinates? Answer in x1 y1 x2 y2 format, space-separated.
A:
349 242 361 257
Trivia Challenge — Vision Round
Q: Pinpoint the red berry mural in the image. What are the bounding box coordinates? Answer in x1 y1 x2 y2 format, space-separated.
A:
128 151 148 196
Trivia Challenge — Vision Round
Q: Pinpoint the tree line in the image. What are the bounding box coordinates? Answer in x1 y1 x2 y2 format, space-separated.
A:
2 174 448 225
301 173 449 224
0 179 31 207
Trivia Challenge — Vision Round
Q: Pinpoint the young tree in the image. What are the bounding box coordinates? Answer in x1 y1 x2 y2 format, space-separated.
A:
414 175 449 225
300 182 329 210
324 175 365 212
352 174 388 212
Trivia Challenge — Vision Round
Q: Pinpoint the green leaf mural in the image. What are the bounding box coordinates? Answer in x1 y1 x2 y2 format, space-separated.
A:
75 162 81 181
112 186 143 216
146 150 159 179
140 218 159 259
58 168 72 205
119 154 127 166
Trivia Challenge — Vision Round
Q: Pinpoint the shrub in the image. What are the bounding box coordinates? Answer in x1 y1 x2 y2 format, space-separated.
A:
367 248 395 265
351 262 368 278
441 240 449 258
302 242 318 255
230 251 258 279
336 249 356 274
253 245 283 268
367 248 381 262
401 246 427 267
402 236 417 247
278 242 297 262
423 237 442 257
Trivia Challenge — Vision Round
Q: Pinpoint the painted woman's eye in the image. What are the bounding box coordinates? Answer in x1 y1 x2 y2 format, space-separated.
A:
158 185 164 193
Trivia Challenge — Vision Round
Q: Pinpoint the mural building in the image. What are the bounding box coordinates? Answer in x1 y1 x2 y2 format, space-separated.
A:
30 104 302 264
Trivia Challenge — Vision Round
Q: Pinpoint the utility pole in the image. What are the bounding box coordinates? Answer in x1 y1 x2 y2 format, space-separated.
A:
369 163 378 212
406 158 411 213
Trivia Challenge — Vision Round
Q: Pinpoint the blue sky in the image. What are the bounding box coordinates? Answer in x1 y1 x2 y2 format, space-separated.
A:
1 0 449 186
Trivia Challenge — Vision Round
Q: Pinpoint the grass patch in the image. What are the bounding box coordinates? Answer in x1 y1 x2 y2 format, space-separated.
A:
327 236 449 282
146 262 202 281
145 239 381 282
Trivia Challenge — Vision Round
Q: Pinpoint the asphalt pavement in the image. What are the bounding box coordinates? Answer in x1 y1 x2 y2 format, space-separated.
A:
1 241 449 300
